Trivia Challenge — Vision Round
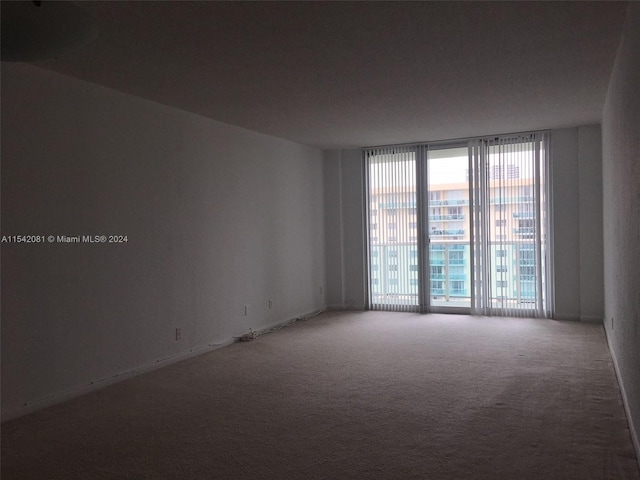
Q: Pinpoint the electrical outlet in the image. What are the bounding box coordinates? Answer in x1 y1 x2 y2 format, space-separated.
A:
175 328 181 340
268 299 273 309
244 305 248 316
611 317 614 329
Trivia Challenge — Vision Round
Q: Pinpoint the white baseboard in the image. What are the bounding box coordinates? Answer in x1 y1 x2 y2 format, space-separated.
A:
553 313 581 322
251 309 326 336
603 326 640 471
326 304 346 311
2 309 327 422
1 338 235 422
346 304 366 311
553 314 603 324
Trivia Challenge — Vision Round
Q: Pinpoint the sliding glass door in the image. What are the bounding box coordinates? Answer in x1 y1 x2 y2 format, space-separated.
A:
426 146 471 310
365 132 552 317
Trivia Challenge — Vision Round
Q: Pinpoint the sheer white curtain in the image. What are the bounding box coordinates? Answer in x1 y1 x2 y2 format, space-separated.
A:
469 133 551 317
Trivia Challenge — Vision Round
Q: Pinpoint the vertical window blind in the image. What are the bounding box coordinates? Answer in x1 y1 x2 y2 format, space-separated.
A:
364 132 552 317
469 133 551 317
365 146 419 312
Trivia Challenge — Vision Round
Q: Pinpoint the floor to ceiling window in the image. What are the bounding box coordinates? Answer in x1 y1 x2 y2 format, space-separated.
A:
426 146 471 310
365 146 419 312
364 132 552 317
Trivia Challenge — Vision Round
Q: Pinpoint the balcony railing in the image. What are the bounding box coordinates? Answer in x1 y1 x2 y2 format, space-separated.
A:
513 227 535 235
448 258 466 265
430 229 465 236
369 241 542 306
375 196 534 210
429 214 465 221
428 199 469 206
490 196 534 204
378 201 417 209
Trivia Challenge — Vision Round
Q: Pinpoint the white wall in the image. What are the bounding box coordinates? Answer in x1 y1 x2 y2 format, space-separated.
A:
340 150 367 309
550 128 581 319
602 1 640 455
578 125 605 322
552 125 604 322
325 127 605 321
323 150 344 308
1 64 326 419
323 149 366 310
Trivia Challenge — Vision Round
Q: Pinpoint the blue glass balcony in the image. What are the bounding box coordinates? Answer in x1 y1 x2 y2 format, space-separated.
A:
429 214 465 221
431 229 465 236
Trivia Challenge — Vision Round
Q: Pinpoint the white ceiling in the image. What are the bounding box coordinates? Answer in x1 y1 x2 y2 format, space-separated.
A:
33 1 628 149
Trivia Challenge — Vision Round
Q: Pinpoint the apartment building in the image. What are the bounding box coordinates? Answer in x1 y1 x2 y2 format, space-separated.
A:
368 143 547 310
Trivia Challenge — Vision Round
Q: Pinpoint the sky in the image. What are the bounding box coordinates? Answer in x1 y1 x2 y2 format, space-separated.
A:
369 146 537 189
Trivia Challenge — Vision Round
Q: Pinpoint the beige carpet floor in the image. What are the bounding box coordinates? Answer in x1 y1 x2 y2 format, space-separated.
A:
2 311 639 479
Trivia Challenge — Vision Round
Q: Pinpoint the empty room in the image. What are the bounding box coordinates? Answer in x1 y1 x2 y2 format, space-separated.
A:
1 1 639 479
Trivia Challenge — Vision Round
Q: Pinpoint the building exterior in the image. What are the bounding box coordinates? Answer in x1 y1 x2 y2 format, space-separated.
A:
368 168 545 309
